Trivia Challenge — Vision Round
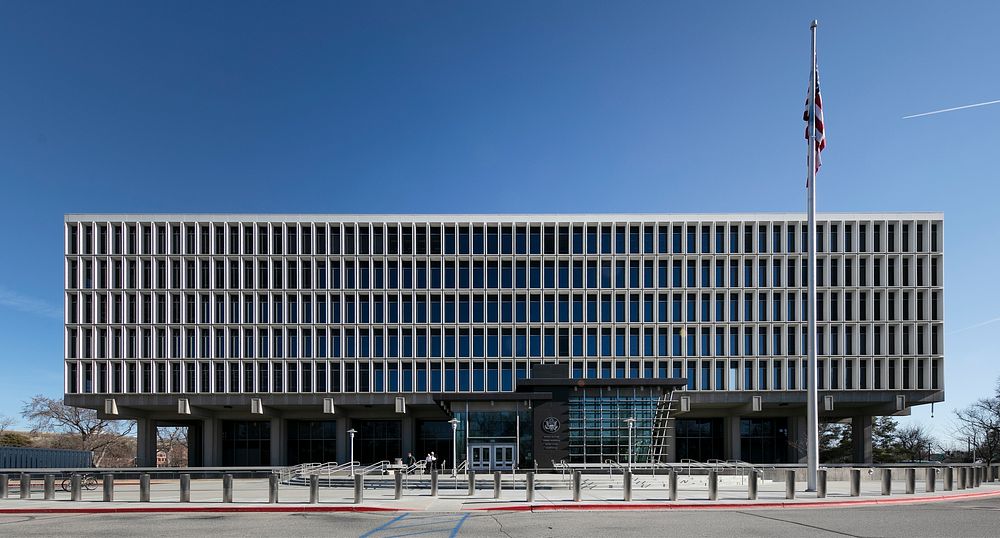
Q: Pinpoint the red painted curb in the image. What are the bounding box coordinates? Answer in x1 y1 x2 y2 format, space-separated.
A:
471 489 1000 512
0 505 403 515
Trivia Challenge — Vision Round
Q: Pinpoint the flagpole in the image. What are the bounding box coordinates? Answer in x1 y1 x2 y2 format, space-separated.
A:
805 19 820 493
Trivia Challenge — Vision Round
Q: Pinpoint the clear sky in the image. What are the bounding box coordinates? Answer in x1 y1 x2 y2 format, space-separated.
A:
0 1 997 444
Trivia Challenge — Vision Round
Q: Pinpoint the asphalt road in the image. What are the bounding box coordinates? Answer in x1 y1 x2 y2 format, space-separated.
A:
2 496 999 537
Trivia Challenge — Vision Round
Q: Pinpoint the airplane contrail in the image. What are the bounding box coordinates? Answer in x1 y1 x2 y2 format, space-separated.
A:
947 316 1000 336
903 99 1000 119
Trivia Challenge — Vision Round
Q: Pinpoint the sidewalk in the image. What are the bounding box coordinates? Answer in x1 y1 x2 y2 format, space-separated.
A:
2 478 998 513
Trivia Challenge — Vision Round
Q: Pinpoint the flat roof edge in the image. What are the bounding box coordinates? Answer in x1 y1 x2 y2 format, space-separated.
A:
64 211 946 222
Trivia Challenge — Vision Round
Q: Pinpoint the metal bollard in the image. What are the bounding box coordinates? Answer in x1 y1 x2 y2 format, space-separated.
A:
944 467 953 491
850 469 861 497
708 470 718 501
905 468 915 494
976 467 983 488
393 473 402 501
467 471 476 496
430 470 438 497
311 475 320 504
817 469 827 499
180 474 191 502
223 474 233 503
0 474 8 499
103 474 114 502
957 467 966 490
572 471 582 502
881 469 891 496
268 474 279 503
785 470 795 499
747 470 758 500
20 474 31 499
44 474 55 500
993 465 999 482
353 474 363 504
623 470 632 502
140 474 150 502
70 474 81 502
926 468 936 493
493 471 501 500
667 469 677 501
526 472 535 503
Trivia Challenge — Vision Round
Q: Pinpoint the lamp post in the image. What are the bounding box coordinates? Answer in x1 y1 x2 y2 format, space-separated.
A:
347 428 357 476
449 418 459 477
623 418 636 471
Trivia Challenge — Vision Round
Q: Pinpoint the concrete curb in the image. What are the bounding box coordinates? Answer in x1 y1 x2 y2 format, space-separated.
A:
472 489 1000 511
1 489 998 514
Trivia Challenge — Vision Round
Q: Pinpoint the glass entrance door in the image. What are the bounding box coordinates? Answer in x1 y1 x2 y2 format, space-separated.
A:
468 442 517 471
491 443 515 471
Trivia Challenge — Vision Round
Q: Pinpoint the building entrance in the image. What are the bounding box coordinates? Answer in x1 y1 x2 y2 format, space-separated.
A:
468 442 516 471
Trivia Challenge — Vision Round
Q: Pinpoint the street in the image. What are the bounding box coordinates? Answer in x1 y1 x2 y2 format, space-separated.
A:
2 495 998 537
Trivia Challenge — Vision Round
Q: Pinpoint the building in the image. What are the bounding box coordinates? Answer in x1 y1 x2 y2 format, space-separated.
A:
63 213 944 468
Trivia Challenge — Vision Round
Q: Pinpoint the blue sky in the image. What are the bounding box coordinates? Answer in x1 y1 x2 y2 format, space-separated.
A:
0 1 997 443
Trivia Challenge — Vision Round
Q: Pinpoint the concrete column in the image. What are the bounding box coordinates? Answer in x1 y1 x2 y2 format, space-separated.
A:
664 421 678 463
401 415 414 461
202 418 221 467
851 416 873 464
789 415 808 463
136 417 158 467
44 475 55 500
269 417 285 466
724 416 741 462
19 474 30 499
336 417 349 464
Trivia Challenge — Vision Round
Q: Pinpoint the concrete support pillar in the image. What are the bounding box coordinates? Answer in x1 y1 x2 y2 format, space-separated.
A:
401 416 414 462
336 417 349 464
202 418 221 467
724 416 741 462
851 416 873 465
790 415 808 463
136 417 157 467
663 421 678 463
269 418 285 467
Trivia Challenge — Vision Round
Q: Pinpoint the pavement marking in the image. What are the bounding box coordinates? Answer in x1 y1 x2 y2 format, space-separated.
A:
360 512 409 538
360 513 470 538
448 514 469 537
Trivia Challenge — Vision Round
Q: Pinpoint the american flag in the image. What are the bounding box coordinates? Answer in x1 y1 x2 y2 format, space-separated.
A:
803 66 826 180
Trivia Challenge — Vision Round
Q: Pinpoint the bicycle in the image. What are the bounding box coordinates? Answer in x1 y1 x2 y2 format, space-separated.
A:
60 474 99 492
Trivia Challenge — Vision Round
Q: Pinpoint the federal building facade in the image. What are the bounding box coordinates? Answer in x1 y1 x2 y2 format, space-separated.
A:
63 213 944 469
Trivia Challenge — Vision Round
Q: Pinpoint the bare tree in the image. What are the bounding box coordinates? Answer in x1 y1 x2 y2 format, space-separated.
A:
21 395 135 467
156 426 189 467
894 423 936 461
953 378 1000 464
0 414 14 436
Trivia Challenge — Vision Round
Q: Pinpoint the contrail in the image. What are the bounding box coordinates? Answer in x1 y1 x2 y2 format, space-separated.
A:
903 99 1000 119
947 317 1000 336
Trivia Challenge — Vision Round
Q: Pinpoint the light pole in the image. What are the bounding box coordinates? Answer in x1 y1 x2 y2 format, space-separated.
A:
347 428 357 476
449 418 459 477
623 418 636 471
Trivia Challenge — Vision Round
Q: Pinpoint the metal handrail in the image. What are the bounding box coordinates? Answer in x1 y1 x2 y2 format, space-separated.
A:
359 460 389 476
